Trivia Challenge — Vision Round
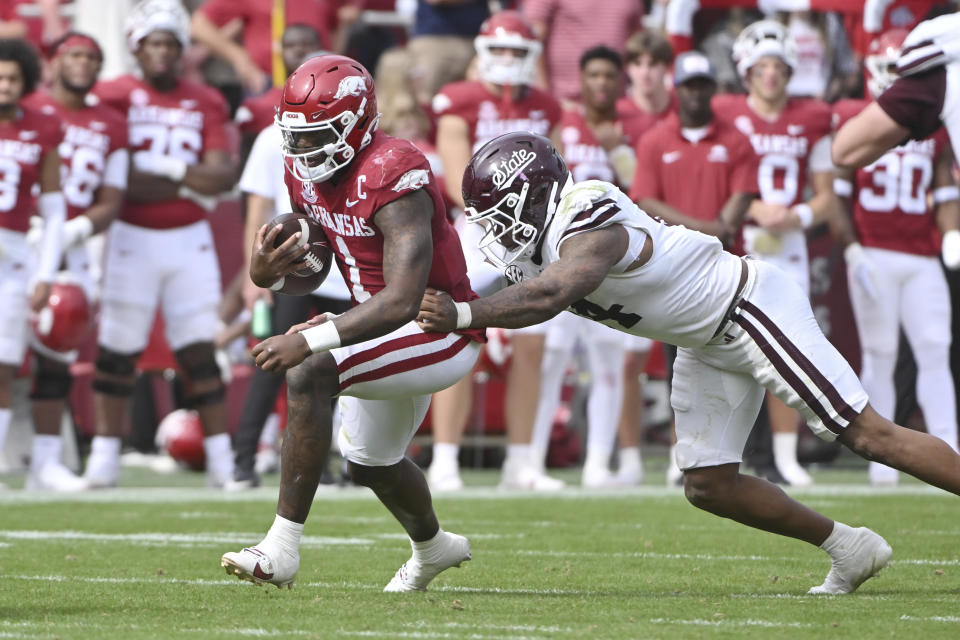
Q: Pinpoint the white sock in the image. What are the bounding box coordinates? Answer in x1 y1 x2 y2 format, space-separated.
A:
773 432 801 469
431 443 460 469
619 447 642 474
31 434 62 472
504 444 531 468
412 528 448 564
264 514 303 557
819 521 856 557
0 407 11 453
204 433 234 478
89 436 121 463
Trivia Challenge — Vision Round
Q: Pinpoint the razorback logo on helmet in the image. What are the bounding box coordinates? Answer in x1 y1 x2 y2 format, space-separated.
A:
492 149 536 190
334 76 367 100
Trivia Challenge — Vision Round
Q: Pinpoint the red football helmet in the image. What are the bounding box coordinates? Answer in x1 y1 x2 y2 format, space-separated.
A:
156 409 205 471
866 29 909 99
461 131 569 268
31 279 93 353
276 54 380 183
474 11 542 87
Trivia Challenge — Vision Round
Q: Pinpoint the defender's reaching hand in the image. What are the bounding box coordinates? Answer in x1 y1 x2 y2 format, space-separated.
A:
417 288 458 332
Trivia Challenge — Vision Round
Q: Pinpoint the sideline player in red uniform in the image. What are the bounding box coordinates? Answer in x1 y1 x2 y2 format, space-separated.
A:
0 39 65 489
430 10 564 492
712 20 838 487
83 0 237 488
221 55 483 592
21 33 128 491
833 29 960 485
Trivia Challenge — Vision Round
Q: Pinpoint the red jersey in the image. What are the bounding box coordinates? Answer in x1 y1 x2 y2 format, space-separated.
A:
94 75 232 229
235 87 281 137
559 107 642 188
834 98 947 256
629 112 758 221
615 94 675 142
713 94 832 208
0 107 63 232
285 131 484 342
24 91 128 221
432 81 562 151
199 0 336 75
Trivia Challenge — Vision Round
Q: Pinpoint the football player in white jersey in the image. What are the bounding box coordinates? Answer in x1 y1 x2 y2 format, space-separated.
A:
419 131 960 595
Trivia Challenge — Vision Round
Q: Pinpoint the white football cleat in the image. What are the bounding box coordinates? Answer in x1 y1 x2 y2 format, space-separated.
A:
615 465 644 487
808 527 892 595
384 532 471 592
221 546 299 589
868 461 899 486
499 462 565 491
581 464 626 489
427 464 464 492
26 461 89 492
776 461 814 487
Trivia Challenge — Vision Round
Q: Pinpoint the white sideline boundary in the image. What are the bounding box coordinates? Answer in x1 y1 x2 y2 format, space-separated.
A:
0 483 950 504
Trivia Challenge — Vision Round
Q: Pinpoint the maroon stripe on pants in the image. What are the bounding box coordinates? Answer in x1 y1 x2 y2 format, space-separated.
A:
733 314 844 435
740 300 860 424
337 331 449 373
339 336 472 392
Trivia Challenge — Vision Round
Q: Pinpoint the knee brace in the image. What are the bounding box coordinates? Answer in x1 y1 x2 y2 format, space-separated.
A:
92 347 138 397
175 342 225 407
30 361 72 400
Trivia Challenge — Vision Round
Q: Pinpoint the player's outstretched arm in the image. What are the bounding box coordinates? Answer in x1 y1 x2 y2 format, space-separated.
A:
832 102 909 170
419 225 628 332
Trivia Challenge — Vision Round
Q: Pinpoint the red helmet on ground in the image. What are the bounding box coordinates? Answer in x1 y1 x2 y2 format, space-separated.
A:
31 279 92 353
461 131 569 269
276 54 379 183
156 409 205 471
866 29 909 99
474 10 542 86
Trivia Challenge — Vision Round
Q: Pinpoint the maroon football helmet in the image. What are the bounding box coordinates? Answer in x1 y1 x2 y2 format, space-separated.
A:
461 132 569 268
276 54 379 183
31 279 93 353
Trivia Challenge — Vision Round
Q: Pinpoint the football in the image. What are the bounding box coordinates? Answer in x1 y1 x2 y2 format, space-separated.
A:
269 212 333 295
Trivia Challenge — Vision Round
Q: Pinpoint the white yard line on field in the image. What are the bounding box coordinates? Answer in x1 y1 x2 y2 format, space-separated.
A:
0 530 373 548
0 483 950 504
899 615 960 623
650 618 813 629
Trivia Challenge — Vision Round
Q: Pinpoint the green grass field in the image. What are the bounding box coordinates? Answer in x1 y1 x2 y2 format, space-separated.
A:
2 463 959 639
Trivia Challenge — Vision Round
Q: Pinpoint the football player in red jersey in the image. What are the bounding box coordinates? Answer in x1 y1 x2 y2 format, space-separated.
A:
833 29 960 486
19 33 128 491
430 10 565 492
83 0 237 489
220 54 483 592
712 20 839 487
0 39 65 488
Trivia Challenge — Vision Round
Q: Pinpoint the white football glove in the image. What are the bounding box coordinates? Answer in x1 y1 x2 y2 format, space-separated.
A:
177 185 218 212
133 151 188 182
941 229 960 270
25 215 44 249
844 242 880 301
62 216 94 249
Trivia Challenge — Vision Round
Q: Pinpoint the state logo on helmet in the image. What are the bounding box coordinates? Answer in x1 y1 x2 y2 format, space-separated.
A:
461 131 569 268
31 278 93 354
474 11 542 87
866 29 909 99
732 19 798 80
276 54 380 183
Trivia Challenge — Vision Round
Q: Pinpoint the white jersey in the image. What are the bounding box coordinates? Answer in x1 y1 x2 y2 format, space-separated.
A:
518 180 743 348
